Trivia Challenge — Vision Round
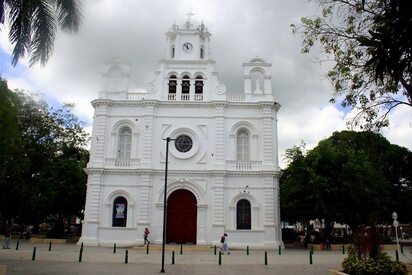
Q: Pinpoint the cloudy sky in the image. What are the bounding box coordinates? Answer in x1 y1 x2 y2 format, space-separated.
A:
0 0 411 167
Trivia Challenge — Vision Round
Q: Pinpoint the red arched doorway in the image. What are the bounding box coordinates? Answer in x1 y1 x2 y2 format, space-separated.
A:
166 189 197 244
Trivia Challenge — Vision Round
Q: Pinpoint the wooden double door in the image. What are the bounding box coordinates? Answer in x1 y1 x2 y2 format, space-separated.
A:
166 189 197 244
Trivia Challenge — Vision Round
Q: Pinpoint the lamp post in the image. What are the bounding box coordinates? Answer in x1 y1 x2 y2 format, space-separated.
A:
392 212 400 253
161 137 175 273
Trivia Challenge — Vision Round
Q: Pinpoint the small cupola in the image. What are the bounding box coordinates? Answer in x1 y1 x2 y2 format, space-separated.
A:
165 12 211 61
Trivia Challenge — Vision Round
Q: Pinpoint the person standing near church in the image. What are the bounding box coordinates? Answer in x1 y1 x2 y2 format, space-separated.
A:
220 233 230 255
3 222 11 249
144 227 150 245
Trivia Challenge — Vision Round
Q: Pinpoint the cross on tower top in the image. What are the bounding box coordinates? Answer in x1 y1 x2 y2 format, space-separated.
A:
186 8 194 24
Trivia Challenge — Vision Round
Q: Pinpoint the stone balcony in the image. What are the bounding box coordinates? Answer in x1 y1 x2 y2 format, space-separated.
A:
226 160 262 170
104 158 140 169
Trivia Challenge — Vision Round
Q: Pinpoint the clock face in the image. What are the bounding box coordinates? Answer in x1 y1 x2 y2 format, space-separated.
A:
182 42 193 53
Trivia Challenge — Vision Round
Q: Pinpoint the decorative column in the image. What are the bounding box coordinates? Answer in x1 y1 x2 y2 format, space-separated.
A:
263 176 275 225
272 103 281 170
244 75 252 95
141 103 155 168
138 174 152 224
212 175 225 225
214 104 225 169
91 103 109 167
261 105 274 169
274 177 282 245
176 79 182 101
80 171 103 244
189 79 195 101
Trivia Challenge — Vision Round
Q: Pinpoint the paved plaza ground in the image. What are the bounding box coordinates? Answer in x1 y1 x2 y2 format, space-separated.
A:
1 240 411 274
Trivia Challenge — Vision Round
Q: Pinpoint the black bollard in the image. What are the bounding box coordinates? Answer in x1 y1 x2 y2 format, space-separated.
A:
265 251 268 265
49 241 52 251
146 244 149 254
309 251 313 265
219 251 222 265
214 245 216 255
278 245 281 255
172 251 175 265
342 244 345 254
180 244 183 255
401 245 404 254
32 247 36 261
113 243 116 253
396 249 399 262
16 240 19 250
78 247 83 262
247 245 249 255
125 250 128 264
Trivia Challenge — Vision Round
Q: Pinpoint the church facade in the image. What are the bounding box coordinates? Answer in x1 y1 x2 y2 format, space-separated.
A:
80 18 282 248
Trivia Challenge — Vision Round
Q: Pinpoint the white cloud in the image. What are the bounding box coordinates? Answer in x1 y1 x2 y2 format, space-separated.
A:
382 105 412 150
0 0 410 163
278 105 347 168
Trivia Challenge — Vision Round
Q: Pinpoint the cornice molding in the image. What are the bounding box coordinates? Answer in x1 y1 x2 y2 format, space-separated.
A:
91 99 281 111
85 167 282 177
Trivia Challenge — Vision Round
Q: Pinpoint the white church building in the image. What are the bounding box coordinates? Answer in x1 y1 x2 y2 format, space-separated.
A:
80 17 282 248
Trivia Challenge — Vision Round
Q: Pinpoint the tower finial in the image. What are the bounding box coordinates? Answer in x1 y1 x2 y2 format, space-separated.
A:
187 5 194 24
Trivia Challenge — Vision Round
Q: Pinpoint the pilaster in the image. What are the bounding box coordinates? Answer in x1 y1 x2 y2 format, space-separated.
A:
138 174 152 223
141 104 155 167
263 177 275 225
214 105 225 168
84 173 103 222
262 107 274 168
92 105 109 167
212 176 225 225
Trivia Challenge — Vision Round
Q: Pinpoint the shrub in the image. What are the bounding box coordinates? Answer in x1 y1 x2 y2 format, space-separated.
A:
342 247 407 275
342 227 407 275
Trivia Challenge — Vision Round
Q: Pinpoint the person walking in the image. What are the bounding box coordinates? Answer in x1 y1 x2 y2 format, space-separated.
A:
3 223 11 249
144 227 150 245
220 233 230 255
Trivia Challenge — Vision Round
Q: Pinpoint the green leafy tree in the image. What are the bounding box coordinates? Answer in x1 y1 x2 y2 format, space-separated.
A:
33 145 88 237
0 79 89 233
291 0 412 130
0 0 82 66
0 79 26 225
280 131 412 232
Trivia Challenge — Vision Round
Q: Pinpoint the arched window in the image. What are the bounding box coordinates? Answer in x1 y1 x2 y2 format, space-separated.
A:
181 75 190 94
118 127 132 159
168 74 177 94
236 199 251 229
171 45 175 59
200 46 204 59
112 196 127 227
195 75 203 94
236 129 249 161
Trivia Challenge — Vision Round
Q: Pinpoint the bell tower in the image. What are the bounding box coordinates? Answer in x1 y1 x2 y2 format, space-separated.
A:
165 12 211 61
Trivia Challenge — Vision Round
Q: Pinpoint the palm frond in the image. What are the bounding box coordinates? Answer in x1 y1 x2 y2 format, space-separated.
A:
8 0 34 66
0 0 5 24
55 0 81 32
29 0 56 66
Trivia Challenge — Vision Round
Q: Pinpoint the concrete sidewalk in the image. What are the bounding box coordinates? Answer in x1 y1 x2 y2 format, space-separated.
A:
1 240 411 274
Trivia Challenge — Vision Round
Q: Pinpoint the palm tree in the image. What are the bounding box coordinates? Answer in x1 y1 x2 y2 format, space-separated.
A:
0 0 82 67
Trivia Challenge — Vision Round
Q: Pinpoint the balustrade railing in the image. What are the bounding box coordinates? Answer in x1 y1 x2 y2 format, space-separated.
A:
226 160 262 170
105 158 140 168
194 94 203 101
181 94 190 101
226 93 245 102
127 93 148 100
